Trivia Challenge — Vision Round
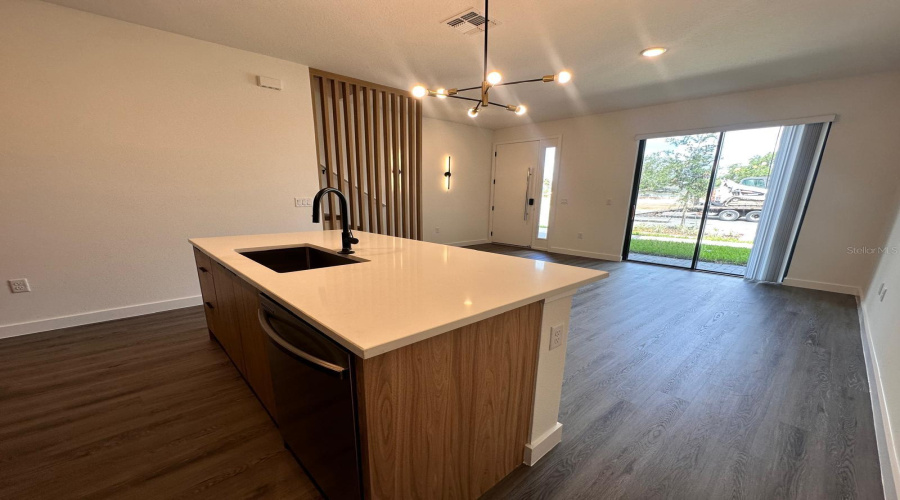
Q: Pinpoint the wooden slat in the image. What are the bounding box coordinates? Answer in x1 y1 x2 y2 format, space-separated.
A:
400 97 409 238
406 98 415 239
309 75 328 219
373 90 384 234
416 100 423 240
319 77 337 227
353 85 366 231
392 94 401 237
342 81 358 229
329 79 345 225
309 70 423 238
382 91 393 236
363 88 376 232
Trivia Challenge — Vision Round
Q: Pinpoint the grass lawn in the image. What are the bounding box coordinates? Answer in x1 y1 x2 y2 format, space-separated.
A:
629 238 750 265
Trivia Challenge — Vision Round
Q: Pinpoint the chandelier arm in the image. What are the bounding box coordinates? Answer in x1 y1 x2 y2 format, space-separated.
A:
494 77 545 87
488 101 514 108
445 94 482 103
455 85 483 93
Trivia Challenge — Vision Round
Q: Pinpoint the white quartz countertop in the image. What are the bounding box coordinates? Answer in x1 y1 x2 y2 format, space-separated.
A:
190 231 608 358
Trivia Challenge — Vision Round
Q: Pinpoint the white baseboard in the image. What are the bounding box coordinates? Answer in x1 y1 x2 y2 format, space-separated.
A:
548 246 622 262
782 277 861 296
524 421 563 466
446 238 490 247
0 295 203 339
858 298 900 499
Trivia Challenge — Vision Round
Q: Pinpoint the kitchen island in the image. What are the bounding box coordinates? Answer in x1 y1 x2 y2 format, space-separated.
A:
190 230 607 499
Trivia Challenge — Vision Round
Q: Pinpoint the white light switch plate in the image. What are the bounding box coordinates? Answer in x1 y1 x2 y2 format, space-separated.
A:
295 197 313 207
549 324 564 350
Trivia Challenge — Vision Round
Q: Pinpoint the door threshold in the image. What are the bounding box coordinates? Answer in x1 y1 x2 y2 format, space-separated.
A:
624 258 744 278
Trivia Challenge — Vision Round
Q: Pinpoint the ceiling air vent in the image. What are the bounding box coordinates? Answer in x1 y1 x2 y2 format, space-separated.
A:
443 8 499 36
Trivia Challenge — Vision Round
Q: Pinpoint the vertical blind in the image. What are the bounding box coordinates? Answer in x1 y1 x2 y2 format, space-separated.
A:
310 69 423 240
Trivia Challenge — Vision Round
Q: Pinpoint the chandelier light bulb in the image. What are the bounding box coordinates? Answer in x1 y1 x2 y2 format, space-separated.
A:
515 105 527 115
557 71 572 84
411 85 428 98
468 107 479 118
487 71 502 85
436 88 448 99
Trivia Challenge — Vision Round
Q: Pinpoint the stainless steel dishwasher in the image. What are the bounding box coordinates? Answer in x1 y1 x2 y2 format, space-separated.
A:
257 294 363 500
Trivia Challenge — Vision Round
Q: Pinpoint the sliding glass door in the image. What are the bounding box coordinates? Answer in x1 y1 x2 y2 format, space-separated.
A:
695 127 781 274
625 126 793 276
625 133 721 268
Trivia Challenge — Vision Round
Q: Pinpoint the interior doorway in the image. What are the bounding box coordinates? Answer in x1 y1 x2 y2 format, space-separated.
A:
490 138 561 249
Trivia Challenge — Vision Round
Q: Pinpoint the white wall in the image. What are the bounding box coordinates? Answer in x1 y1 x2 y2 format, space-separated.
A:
0 0 321 336
493 71 900 293
861 186 900 495
421 118 494 246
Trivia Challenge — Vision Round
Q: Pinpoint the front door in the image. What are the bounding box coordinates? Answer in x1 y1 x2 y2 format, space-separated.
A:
492 141 540 246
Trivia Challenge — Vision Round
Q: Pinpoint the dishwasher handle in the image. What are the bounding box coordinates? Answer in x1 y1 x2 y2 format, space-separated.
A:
258 309 347 379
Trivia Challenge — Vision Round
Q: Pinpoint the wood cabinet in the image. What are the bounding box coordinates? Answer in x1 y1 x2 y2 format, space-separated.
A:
194 247 277 418
192 247 219 336
194 245 543 499
234 278 277 414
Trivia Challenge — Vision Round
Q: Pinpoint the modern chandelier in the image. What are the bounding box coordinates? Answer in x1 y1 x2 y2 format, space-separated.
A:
410 0 571 117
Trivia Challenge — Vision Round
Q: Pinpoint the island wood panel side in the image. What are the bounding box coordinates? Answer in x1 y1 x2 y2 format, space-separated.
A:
356 301 543 499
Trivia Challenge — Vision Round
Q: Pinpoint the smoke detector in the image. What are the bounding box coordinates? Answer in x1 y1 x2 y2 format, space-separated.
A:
442 8 500 35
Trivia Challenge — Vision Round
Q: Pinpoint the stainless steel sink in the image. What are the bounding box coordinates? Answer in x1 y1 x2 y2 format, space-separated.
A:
238 246 360 273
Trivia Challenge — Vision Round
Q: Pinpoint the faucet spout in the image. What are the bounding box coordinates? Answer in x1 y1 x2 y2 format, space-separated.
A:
312 188 359 254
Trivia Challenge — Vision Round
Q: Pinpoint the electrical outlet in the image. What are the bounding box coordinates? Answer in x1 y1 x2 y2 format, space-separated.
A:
294 197 313 207
577 232 583 240
549 324 564 350
434 227 440 234
9 279 30 293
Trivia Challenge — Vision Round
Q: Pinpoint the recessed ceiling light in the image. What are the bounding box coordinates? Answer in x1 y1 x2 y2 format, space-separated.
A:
641 47 668 57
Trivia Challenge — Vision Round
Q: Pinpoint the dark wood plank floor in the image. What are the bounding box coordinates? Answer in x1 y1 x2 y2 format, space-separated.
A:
471 244 883 500
0 244 883 499
0 307 322 499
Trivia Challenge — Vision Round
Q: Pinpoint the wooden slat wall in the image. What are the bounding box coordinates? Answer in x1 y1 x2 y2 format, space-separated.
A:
309 69 423 240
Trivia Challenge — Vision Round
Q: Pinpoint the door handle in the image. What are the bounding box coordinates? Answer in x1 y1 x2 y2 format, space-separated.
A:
257 310 347 379
523 169 533 220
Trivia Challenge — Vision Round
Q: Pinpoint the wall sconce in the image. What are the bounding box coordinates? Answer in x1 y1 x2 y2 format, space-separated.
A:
444 155 452 190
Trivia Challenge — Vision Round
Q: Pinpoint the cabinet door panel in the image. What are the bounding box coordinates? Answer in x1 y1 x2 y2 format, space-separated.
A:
193 247 218 333
234 279 277 418
210 262 246 374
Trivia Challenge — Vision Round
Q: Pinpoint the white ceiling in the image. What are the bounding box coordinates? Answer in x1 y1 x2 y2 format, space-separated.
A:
43 0 900 129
